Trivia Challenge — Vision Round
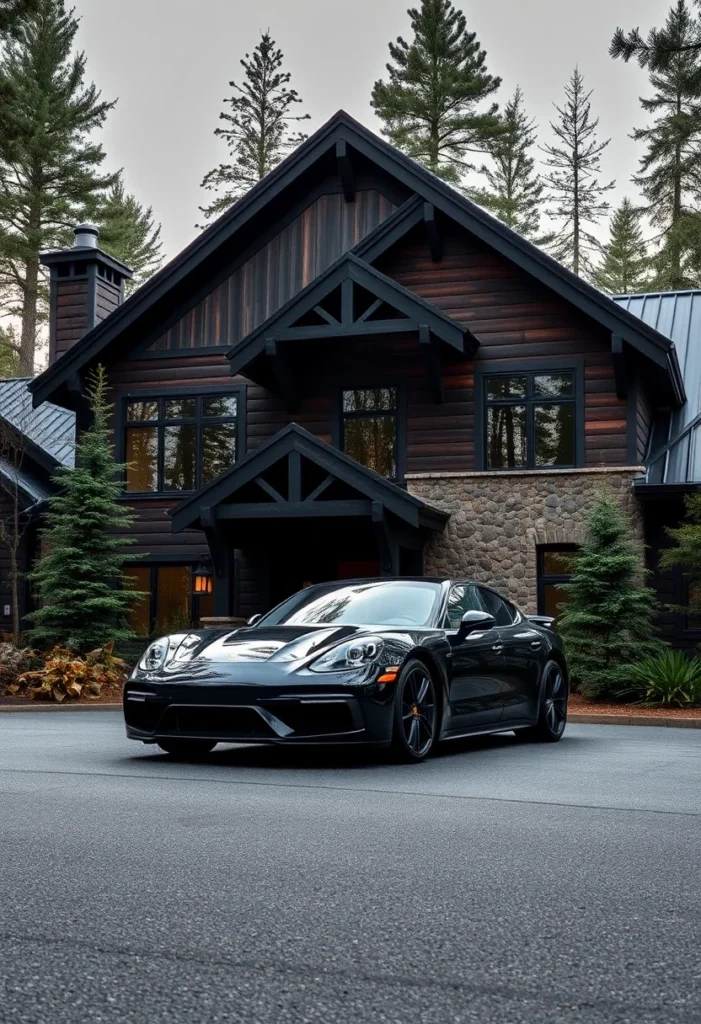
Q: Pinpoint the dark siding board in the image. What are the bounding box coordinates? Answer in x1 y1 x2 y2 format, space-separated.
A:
54 279 90 359
637 375 653 464
379 226 628 468
148 189 396 353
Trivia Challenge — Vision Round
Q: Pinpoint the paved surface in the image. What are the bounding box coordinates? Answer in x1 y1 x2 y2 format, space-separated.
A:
0 713 700 1023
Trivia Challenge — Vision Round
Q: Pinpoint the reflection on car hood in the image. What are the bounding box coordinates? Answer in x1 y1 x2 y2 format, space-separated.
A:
192 624 361 664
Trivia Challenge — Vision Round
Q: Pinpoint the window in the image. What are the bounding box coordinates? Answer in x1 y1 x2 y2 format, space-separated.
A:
444 584 485 629
124 392 241 493
341 388 398 479
124 564 216 637
537 546 577 619
484 371 577 469
476 587 516 625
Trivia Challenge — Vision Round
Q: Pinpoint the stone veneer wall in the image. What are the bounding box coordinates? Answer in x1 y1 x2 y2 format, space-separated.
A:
407 468 644 613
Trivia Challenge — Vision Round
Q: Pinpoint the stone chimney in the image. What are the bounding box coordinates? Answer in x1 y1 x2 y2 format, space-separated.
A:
40 225 133 366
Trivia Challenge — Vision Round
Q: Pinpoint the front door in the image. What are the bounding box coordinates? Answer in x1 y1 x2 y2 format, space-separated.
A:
443 583 505 732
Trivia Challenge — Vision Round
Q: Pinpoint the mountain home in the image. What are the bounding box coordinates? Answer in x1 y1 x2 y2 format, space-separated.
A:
1 112 699 646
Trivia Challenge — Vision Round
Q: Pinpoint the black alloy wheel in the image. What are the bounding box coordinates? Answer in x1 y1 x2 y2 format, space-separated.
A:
520 660 568 743
156 740 218 757
391 658 438 762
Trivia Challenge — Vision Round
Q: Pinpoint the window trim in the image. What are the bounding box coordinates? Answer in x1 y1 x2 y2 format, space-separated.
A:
537 544 578 616
474 359 585 471
332 378 407 484
116 384 246 496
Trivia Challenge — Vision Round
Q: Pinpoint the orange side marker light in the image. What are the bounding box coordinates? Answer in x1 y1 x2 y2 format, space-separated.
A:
377 667 400 684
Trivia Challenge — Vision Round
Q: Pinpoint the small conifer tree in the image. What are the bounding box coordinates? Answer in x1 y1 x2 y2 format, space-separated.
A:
558 493 665 698
593 198 652 294
97 173 163 293
28 366 144 652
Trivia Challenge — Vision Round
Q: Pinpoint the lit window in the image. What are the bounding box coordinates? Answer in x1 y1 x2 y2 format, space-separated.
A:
537 546 577 619
123 565 216 636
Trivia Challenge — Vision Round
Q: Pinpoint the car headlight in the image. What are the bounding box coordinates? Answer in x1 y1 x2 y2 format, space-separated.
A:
309 636 384 673
139 637 170 672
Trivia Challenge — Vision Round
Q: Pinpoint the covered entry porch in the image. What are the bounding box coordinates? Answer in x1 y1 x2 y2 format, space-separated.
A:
170 424 448 619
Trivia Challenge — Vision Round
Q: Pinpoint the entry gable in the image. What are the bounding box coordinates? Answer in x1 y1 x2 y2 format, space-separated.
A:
170 423 448 534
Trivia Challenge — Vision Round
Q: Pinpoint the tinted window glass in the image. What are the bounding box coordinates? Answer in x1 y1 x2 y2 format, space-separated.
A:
477 588 514 625
258 581 442 628
444 584 484 629
342 387 398 479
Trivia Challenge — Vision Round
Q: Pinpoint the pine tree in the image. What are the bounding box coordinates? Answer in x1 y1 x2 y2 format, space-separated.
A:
0 0 36 35
542 67 615 278
557 493 665 699
659 492 701 618
611 0 701 69
28 366 143 653
371 0 502 187
0 0 116 376
593 199 652 294
199 31 309 221
469 87 549 242
97 174 163 293
0 324 20 376
625 2 701 291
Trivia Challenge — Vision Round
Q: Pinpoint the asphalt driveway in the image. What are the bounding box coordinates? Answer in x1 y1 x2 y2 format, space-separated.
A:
1 711 700 1023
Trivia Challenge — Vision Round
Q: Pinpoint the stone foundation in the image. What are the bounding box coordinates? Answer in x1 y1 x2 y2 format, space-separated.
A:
407 468 644 613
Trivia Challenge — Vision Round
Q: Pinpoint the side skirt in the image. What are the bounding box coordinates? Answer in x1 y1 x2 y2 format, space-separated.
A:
439 720 534 743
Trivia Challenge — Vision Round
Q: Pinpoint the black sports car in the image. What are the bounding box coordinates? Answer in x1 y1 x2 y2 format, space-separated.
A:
124 577 569 762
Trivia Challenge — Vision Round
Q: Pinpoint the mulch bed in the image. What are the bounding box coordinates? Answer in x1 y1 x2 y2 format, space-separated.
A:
569 696 701 720
0 689 123 707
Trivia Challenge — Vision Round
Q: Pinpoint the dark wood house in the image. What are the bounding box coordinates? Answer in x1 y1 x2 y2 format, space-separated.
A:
2 111 699 643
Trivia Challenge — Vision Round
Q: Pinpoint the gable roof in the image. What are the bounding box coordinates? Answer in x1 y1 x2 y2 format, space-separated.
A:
0 378 75 468
615 290 701 486
227 250 474 383
28 110 685 408
170 422 448 534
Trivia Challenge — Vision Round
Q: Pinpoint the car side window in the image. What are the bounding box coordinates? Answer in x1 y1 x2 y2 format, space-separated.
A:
444 584 484 629
477 588 514 626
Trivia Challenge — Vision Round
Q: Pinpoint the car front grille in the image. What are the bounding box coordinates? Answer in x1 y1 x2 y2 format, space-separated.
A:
159 705 276 739
265 700 355 737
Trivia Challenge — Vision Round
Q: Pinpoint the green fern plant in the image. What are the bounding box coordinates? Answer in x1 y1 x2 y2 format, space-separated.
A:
621 650 701 707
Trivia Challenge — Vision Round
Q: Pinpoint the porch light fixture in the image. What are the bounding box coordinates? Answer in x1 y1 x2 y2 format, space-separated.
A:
193 561 213 595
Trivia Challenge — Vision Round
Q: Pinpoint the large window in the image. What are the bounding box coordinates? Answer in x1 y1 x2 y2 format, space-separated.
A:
124 392 242 494
124 564 215 637
341 387 398 479
537 546 577 619
484 371 577 470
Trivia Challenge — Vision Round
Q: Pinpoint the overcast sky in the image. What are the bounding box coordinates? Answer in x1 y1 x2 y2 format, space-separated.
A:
71 0 671 262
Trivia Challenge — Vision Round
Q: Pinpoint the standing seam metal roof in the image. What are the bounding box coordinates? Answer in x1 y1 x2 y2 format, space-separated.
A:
614 290 701 485
0 377 75 467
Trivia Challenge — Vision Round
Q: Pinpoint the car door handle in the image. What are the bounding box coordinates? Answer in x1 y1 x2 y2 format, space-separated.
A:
492 643 504 654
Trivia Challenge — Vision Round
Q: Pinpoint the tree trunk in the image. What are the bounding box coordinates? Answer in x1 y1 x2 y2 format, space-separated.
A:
10 542 20 642
19 255 38 376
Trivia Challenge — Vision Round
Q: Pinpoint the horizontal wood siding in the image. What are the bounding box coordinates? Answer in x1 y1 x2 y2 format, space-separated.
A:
96 278 121 324
54 279 90 360
378 227 628 469
637 375 653 464
148 189 396 353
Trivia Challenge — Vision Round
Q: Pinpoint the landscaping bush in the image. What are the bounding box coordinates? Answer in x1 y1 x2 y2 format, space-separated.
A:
0 642 38 693
621 650 701 707
557 492 666 699
12 642 129 703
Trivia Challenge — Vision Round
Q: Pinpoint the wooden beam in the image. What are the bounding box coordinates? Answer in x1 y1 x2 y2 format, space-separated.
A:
341 278 354 325
313 304 339 326
372 502 398 576
356 298 384 324
305 473 335 502
288 449 302 502
216 500 373 519
265 337 298 412
336 139 355 203
612 334 628 400
255 476 285 503
423 203 442 262
419 325 444 403
277 319 418 341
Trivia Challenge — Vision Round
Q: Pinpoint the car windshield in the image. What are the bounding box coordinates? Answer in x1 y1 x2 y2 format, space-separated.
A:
257 581 443 628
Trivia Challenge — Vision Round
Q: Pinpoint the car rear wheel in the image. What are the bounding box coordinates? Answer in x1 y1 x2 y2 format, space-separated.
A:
391 659 438 763
519 660 568 743
156 740 217 757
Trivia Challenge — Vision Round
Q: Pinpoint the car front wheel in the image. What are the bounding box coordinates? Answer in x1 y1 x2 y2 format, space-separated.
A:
391 658 438 762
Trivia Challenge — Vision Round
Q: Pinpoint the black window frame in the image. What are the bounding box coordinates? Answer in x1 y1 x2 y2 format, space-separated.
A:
117 384 246 496
537 544 578 617
475 360 585 471
123 557 223 636
332 380 406 484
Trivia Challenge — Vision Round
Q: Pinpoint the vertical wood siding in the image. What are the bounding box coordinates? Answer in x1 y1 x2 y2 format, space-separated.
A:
148 189 396 353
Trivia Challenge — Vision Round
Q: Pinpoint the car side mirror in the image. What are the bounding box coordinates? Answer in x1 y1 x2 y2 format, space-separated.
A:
456 609 496 641
246 614 262 627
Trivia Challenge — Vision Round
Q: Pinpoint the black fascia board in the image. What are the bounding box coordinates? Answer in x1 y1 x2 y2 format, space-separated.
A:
40 246 134 278
227 251 472 377
170 422 449 534
29 109 684 408
632 481 701 499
